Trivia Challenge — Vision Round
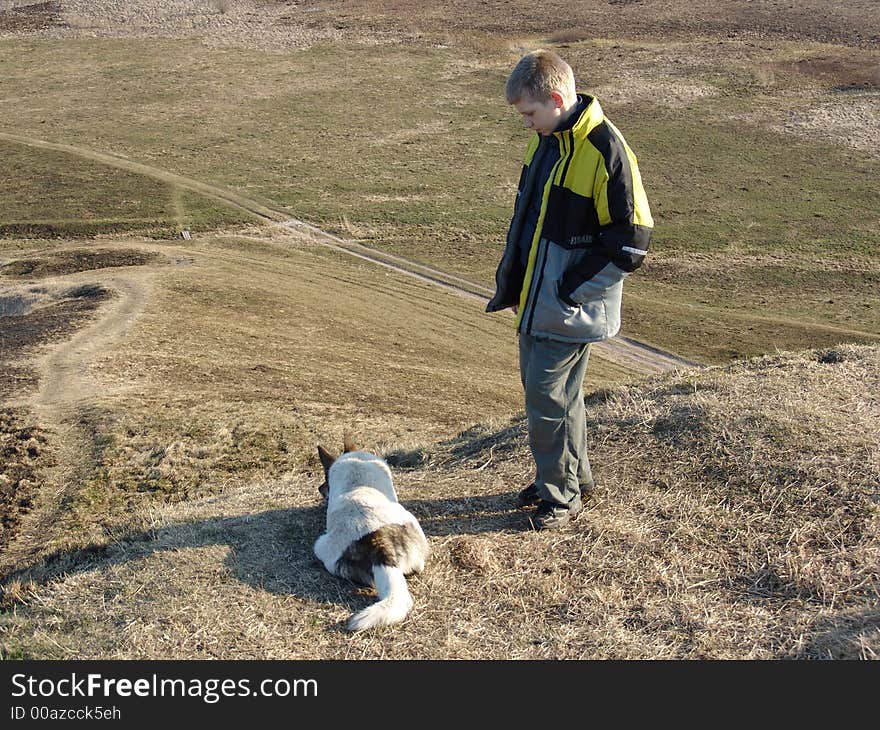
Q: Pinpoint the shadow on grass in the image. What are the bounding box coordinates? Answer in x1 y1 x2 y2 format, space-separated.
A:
796 608 880 660
0 492 528 627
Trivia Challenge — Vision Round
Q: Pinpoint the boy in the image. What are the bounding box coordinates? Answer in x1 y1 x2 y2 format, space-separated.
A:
486 50 653 530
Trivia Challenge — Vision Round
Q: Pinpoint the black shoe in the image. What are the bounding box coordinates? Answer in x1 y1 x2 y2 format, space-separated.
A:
516 481 595 509
531 498 583 530
516 483 541 508
579 479 596 501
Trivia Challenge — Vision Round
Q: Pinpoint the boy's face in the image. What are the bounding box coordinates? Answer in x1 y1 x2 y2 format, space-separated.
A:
513 92 564 136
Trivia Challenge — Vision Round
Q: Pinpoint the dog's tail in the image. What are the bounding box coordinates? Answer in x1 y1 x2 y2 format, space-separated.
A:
347 565 413 632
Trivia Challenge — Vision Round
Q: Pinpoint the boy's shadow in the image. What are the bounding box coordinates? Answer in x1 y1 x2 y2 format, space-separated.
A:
4 491 528 629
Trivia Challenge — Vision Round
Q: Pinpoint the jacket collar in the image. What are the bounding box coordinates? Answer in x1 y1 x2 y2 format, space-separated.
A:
556 94 604 140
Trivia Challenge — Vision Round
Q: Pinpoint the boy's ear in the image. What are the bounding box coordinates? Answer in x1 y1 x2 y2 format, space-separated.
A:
317 444 337 475
550 90 564 109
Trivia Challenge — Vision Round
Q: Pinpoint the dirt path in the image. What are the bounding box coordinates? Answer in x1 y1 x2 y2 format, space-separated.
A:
0 267 154 573
279 220 699 372
2 263 154 413
30 270 151 409
1 131 697 374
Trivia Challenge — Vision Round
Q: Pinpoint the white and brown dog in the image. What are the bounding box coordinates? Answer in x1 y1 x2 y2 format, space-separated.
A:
314 436 429 632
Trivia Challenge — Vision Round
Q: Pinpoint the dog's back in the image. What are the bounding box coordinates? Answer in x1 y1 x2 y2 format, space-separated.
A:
314 443 429 632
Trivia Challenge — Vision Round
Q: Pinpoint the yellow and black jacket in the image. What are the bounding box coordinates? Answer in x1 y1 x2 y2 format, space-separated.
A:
486 95 653 343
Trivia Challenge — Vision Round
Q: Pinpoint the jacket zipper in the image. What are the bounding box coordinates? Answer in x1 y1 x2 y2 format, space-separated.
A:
520 132 573 336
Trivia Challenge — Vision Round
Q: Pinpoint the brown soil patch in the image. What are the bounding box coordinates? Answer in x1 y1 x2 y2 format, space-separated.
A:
0 284 111 398
0 1 62 32
5 1 875 50
1 248 158 279
0 408 51 556
296 0 880 48
780 56 880 91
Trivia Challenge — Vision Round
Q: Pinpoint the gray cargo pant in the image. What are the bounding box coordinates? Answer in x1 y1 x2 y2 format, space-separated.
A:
519 333 593 508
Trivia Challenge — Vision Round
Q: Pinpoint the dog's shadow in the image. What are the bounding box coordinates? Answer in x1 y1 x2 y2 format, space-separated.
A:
3 491 528 629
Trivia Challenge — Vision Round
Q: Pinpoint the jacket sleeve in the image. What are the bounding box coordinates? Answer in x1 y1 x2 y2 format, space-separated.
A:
558 124 653 305
592 123 653 273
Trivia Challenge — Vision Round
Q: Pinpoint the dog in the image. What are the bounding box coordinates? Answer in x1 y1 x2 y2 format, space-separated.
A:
314 435 429 632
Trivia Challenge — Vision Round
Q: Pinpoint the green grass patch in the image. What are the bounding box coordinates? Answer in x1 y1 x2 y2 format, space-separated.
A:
0 140 253 238
624 113 880 257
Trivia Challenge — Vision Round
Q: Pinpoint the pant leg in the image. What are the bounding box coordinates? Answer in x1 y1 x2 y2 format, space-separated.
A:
519 334 591 507
574 361 593 489
518 334 540 487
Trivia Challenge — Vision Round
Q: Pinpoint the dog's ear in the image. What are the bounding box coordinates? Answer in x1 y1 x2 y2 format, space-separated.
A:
317 445 336 501
317 444 337 474
343 431 358 453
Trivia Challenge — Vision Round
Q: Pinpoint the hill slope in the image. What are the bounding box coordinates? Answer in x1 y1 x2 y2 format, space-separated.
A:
2 338 876 659
1 0 877 661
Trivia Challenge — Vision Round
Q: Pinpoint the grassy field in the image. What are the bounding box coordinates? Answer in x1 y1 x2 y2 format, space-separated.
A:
1 32 877 362
0 1 878 659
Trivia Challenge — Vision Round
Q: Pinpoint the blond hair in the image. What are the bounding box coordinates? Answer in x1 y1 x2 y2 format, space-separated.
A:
506 50 576 104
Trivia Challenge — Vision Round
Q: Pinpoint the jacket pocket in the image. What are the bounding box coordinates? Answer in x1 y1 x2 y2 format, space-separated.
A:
556 281 578 308
564 260 628 306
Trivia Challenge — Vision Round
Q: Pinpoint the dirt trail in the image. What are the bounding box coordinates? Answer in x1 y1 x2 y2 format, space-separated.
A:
0 267 154 573
0 131 697 374
280 220 699 372
1 263 153 413
30 270 151 409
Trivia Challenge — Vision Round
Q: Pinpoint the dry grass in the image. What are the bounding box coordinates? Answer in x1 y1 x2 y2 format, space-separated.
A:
271 0 880 48
0 231 639 575
0 233 496 565
2 333 877 658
